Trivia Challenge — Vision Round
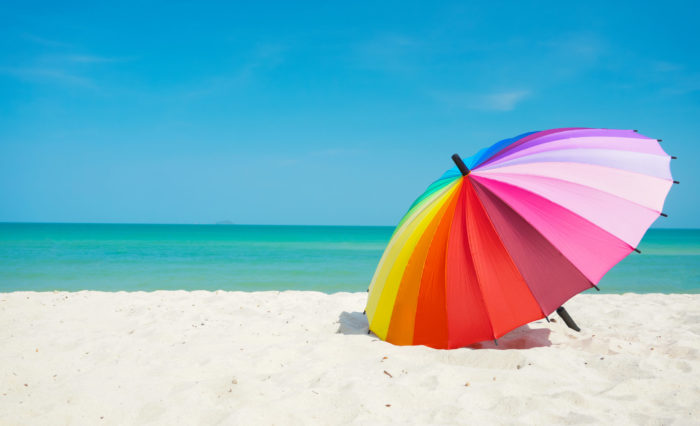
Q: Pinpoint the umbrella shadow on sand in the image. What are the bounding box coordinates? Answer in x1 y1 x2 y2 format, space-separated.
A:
337 311 370 335
468 325 552 350
337 311 552 349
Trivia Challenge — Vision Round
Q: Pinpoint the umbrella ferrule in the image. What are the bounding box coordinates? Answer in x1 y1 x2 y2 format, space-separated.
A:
451 154 471 176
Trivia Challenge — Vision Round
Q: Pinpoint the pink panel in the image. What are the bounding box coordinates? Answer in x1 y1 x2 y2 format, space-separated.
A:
471 178 593 314
471 175 634 284
476 172 661 248
472 162 673 212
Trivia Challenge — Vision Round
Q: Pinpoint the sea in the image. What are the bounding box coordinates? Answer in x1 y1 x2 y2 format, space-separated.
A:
0 223 698 294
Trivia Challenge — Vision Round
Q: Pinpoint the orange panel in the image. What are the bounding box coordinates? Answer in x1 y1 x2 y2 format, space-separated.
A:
386 181 461 345
412 182 461 348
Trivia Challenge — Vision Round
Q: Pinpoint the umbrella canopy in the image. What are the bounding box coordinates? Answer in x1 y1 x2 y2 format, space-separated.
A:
366 128 675 349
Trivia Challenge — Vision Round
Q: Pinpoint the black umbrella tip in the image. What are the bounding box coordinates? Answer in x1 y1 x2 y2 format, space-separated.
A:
451 154 470 176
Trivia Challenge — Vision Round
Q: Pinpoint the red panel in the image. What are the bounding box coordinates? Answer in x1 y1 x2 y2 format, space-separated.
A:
472 179 593 315
445 181 494 348
412 184 460 349
386 183 461 345
463 179 543 338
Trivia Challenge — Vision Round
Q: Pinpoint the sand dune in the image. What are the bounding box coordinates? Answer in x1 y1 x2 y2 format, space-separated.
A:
1 291 698 424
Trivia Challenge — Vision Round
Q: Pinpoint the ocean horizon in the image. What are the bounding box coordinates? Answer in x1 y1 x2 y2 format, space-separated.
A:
1 222 698 294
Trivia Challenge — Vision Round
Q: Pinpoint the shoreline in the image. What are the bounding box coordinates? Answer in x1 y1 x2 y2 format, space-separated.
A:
1 291 698 424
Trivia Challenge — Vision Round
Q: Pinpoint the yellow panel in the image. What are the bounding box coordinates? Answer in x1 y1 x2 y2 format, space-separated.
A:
367 180 461 339
365 181 458 320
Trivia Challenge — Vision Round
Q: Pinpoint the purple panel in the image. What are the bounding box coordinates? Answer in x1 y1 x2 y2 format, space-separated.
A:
480 129 654 167
478 128 584 167
478 149 672 180
476 128 659 170
471 178 594 315
484 136 667 168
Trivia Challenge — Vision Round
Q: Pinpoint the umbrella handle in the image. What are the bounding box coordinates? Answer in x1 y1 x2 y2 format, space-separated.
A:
556 306 581 332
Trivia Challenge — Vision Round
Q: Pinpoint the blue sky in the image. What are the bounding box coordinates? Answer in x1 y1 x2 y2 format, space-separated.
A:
1 1 698 226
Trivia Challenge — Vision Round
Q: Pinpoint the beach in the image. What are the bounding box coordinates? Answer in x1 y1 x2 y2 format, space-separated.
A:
1 291 698 424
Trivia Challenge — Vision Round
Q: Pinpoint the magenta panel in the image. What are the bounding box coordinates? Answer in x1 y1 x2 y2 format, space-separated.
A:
472 175 634 283
471 178 595 314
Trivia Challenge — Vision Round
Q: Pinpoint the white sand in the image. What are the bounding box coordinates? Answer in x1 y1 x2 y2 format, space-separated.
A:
1 291 699 425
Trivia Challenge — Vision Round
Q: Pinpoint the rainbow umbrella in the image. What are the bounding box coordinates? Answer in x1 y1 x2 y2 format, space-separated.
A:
366 128 676 349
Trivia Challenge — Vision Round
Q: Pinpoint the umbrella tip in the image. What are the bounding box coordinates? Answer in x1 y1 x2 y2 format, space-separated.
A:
633 129 638 132
671 156 677 159
660 212 668 217
673 180 680 184
657 139 663 142
451 154 470 176
634 248 642 254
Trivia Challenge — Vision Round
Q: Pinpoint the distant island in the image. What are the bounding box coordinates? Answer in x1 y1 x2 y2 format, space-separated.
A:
215 220 235 225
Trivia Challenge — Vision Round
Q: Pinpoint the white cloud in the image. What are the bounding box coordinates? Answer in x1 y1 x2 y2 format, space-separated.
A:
431 89 532 111
481 90 532 111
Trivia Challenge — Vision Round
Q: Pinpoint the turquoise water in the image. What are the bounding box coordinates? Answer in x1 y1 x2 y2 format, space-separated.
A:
0 223 698 293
